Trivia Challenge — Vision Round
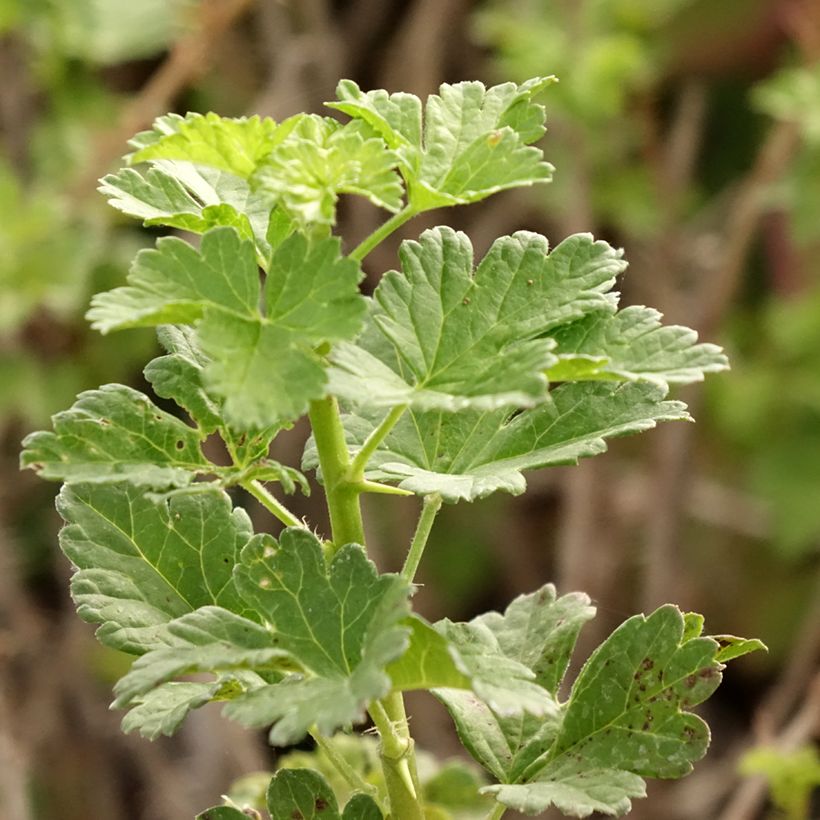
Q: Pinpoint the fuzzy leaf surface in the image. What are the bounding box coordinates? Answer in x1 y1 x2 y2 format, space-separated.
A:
330 229 621 411
89 227 364 428
329 382 689 502
330 77 556 208
253 115 403 225
121 681 219 740
130 112 281 179
225 530 411 743
57 483 256 654
20 384 207 487
547 306 729 387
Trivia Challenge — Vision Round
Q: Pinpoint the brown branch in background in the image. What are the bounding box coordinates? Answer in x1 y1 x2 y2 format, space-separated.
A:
72 0 255 198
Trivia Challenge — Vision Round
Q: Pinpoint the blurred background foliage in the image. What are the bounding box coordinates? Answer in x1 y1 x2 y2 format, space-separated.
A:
1 0 818 818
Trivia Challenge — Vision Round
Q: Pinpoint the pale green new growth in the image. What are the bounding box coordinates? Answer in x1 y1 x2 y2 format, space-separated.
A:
22 75 761 820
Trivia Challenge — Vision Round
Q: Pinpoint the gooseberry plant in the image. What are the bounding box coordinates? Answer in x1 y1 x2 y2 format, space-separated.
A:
22 77 764 819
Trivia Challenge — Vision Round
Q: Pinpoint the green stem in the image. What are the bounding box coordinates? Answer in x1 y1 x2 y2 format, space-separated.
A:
348 404 408 483
401 493 442 582
349 205 418 262
242 480 303 529
309 728 384 810
485 803 507 820
308 396 365 550
369 694 424 819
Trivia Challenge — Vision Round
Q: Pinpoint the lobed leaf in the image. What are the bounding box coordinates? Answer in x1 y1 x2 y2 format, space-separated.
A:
330 77 556 209
326 381 690 502
121 681 221 741
129 112 281 179
20 383 207 487
265 769 383 819
57 483 256 653
547 305 729 388
253 115 403 226
224 529 412 744
89 226 365 429
329 229 621 412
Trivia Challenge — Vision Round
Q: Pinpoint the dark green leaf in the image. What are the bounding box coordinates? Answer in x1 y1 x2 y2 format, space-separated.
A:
266 769 340 819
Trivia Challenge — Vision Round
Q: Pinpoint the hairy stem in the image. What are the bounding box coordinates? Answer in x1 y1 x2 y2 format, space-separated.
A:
401 493 442 582
242 480 303 529
349 204 418 262
309 728 384 810
308 396 365 550
348 404 408 483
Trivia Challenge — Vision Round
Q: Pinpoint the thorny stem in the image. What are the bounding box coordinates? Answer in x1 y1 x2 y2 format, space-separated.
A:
242 480 303 529
401 493 443 582
348 404 408 483
349 204 418 262
309 728 384 811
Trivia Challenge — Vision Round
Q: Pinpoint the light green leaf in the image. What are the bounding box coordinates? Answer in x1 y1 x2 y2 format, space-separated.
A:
144 325 223 434
121 681 219 740
329 229 621 411
483 765 645 817
99 165 272 257
57 483 256 653
253 115 403 226
88 227 260 332
266 769 340 819
130 112 281 179
330 77 556 209
713 635 767 663
113 606 290 707
90 227 365 428
330 382 689 502
225 530 411 743
547 305 729 388
20 384 207 487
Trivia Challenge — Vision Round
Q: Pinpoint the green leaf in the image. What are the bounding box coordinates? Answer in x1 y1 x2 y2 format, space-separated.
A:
253 115 403 226
88 227 260 332
195 805 251 820
330 77 556 209
342 794 383 819
89 227 365 428
20 384 208 486
130 112 281 179
329 382 689 502
713 635 767 663
225 530 412 744
266 769 340 819
121 681 219 741
57 483 256 653
113 606 289 707
144 325 223 434
329 230 621 411
546 306 729 388
100 165 272 257
484 765 646 817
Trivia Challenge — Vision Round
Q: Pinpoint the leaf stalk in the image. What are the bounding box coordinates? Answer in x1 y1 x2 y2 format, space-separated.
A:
349 204 418 262
401 493 443 582
242 480 304 529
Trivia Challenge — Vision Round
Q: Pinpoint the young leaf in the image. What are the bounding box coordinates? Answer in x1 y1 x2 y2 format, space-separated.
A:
546 305 729 387
57 483 257 653
329 229 621 412
253 115 403 226
328 382 689 502
129 112 281 179
89 227 365 428
20 384 208 487
330 77 556 209
225 529 412 744
266 769 340 819
342 794 383 819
